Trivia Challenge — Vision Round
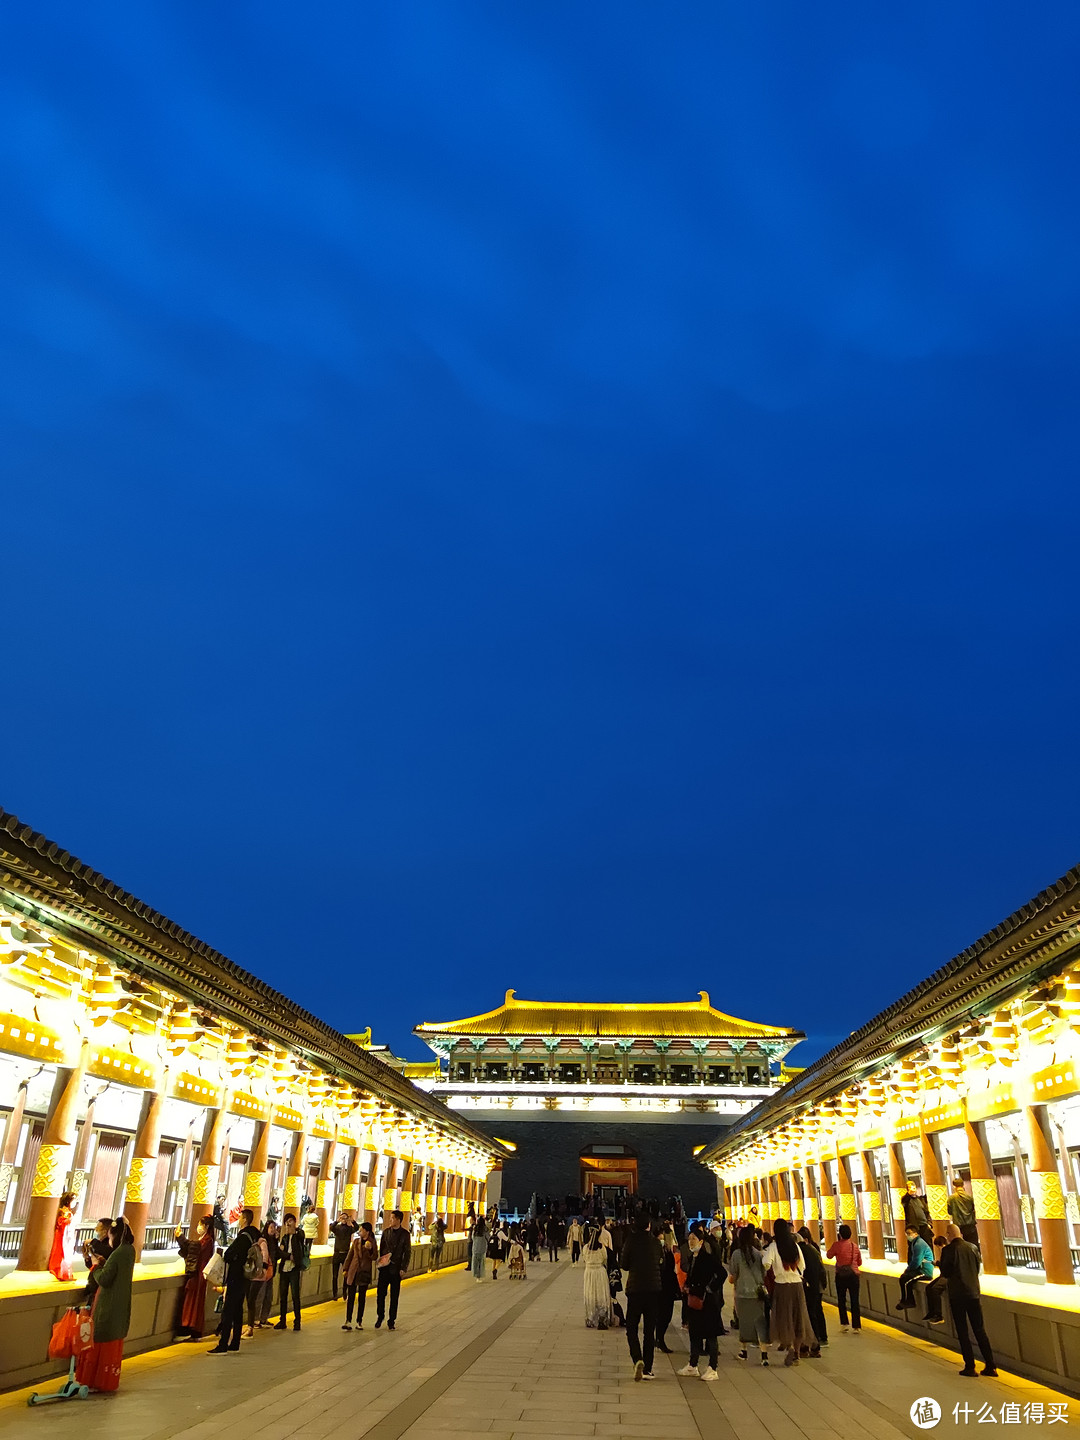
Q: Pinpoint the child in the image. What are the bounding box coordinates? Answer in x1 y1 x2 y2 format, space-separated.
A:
508 1232 527 1279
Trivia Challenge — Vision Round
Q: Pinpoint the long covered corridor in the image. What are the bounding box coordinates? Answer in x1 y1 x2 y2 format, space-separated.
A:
0 1257 1070 1440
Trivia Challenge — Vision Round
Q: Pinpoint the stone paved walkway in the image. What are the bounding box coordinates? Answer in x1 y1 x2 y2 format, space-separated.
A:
0 1257 1073 1439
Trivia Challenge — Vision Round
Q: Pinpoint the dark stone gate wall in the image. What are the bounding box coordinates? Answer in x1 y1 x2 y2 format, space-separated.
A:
470 1117 731 1215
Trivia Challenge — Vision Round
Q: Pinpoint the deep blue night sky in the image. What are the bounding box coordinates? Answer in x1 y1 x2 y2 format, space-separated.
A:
3 5 1079 1065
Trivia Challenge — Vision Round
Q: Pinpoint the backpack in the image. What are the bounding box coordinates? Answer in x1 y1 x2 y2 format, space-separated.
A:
243 1236 268 1281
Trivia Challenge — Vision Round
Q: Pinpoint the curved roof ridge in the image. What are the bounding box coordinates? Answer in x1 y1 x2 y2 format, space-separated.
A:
416 989 802 1040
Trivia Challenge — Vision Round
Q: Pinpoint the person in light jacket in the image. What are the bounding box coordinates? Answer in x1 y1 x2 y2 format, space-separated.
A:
762 1218 818 1366
471 1215 488 1280
728 1225 770 1365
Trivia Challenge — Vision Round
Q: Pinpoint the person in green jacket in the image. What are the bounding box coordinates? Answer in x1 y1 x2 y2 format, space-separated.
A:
76 1217 136 1392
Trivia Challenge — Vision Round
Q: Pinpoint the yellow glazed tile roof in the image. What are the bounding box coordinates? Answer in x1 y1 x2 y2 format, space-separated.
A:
416 990 802 1040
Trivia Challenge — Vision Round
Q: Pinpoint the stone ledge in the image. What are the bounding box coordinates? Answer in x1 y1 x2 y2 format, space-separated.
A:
823 1257 1080 1395
0 1236 469 1393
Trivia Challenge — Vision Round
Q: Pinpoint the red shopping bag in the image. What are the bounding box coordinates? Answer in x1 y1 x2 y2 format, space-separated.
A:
48 1309 79 1359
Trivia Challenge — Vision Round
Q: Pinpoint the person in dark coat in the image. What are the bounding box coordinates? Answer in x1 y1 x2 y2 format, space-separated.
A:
525 1216 541 1261
938 1224 998 1377
76 1218 135 1392
797 1227 828 1351
174 1215 216 1338
342 1222 378 1330
329 1211 359 1300
676 1228 722 1380
208 1207 260 1353
901 1181 934 1245
376 1208 412 1330
545 1214 561 1262
619 1212 663 1381
275 1213 306 1330
655 1232 681 1353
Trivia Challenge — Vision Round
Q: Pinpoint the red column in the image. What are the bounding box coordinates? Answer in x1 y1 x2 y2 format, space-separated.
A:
802 1165 820 1242
17 1043 87 1272
817 1160 837 1249
0 1077 30 1208
861 1149 885 1259
887 1142 909 1264
1026 1103 1075 1286
835 1150 857 1238
123 1085 166 1259
342 1145 362 1219
283 1131 306 1217
316 1138 337 1243
920 1127 949 1244
776 1171 791 1223
965 1114 1007 1276
244 1119 271 1227
189 1102 227 1230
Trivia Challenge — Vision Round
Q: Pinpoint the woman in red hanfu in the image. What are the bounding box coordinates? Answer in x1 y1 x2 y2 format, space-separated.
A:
48 1190 78 1282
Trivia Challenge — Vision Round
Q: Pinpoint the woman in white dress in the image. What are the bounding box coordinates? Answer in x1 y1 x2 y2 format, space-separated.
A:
583 1228 613 1329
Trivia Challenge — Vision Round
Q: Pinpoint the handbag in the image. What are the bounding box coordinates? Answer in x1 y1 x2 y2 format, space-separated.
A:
687 1293 705 1311
203 1250 226 1285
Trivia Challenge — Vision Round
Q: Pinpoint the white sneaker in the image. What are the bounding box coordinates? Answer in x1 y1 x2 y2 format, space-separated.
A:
677 1363 698 1377
641 1372 655 1380
701 1368 718 1383
840 1324 849 1333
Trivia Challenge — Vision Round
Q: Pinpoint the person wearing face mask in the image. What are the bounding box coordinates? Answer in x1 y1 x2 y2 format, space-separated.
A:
676 1226 722 1382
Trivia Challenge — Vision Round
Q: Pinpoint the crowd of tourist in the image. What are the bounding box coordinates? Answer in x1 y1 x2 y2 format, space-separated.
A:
37 1175 1000 1398
505 1183 999 1384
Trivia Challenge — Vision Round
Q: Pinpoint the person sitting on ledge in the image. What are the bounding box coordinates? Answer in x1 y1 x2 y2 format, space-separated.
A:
895 1225 935 1311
